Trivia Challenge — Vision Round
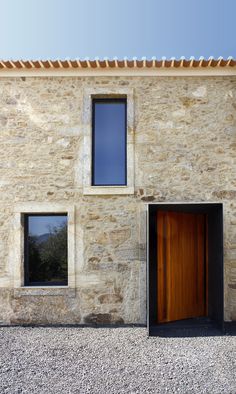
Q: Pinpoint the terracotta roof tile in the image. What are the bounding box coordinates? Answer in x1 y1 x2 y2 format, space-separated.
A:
0 57 235 70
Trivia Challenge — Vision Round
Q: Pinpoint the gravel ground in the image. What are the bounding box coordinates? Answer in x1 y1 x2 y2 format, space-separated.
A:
0 327 235 394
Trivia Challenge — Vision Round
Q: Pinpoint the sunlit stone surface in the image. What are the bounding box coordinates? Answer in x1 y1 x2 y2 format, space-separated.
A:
0 75 235 324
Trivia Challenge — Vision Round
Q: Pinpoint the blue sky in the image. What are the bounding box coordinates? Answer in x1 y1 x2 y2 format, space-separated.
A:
29 216 67 236
0 0 235 59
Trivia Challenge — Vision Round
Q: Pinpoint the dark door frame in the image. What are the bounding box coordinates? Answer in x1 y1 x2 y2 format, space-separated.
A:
147 203 224 336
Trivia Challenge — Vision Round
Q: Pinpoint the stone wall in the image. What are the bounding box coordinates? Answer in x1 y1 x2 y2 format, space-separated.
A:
0 75 236 324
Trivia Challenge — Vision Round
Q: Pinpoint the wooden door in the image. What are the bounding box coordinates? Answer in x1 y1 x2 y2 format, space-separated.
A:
157 211 206 323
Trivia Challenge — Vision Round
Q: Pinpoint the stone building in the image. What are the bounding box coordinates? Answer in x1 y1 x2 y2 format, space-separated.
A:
0 57 235 332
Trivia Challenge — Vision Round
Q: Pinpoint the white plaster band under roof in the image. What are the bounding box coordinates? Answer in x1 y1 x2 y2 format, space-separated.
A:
0 57 235 76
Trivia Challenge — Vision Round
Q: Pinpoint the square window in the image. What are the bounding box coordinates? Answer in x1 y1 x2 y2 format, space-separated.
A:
24 214 68 286
92 98 127 186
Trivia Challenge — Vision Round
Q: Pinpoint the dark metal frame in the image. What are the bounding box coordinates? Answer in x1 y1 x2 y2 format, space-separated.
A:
24 213 68 287
147 203 224 336
91 98 127 186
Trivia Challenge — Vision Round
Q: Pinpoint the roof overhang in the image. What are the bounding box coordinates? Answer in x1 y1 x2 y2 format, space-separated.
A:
0 58 235 77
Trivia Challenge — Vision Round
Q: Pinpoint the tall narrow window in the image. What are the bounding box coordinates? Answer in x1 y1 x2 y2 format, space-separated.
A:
24 214 68 286
92 98 127 186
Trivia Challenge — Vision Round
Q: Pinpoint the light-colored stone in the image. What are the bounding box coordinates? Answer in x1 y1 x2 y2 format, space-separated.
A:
192 85 207 97
0 75 235 324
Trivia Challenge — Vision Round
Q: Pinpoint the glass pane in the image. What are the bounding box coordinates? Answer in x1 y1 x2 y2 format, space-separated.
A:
26 215 68 285
93 100 126 185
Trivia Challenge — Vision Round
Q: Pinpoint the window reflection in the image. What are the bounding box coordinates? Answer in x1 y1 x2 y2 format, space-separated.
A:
25 214 68 286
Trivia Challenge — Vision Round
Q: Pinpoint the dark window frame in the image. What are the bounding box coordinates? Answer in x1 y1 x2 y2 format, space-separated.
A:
92 98 127 186
24 213 68 287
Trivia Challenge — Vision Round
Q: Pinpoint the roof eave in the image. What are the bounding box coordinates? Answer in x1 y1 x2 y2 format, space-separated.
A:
0 58 235 76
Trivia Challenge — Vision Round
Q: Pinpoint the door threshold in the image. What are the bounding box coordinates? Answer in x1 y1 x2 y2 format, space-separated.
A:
149 317 223 337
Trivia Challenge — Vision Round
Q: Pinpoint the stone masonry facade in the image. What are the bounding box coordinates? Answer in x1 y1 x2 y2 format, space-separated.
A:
0 75 236 325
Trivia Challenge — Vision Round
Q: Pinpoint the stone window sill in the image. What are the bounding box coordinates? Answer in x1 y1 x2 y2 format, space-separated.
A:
83 186 134 195
14 287 76 298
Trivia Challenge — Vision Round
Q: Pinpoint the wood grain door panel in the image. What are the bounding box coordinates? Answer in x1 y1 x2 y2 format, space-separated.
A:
157 211 206 323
